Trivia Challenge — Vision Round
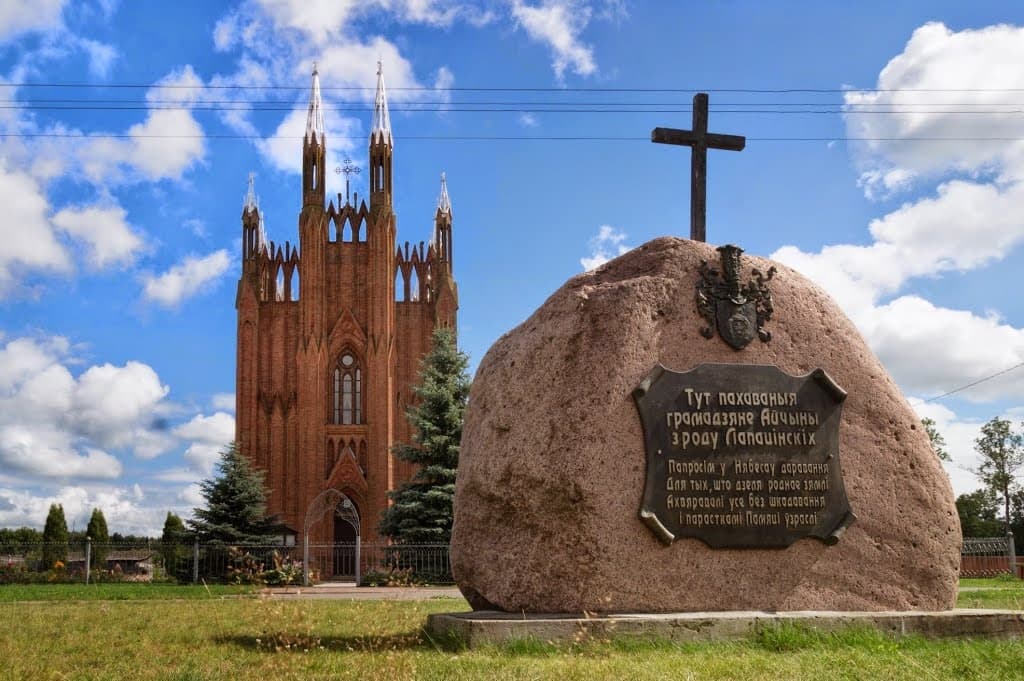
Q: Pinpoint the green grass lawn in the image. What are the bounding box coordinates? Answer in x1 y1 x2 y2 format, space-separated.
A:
0 580 1021 681
0 582 259 602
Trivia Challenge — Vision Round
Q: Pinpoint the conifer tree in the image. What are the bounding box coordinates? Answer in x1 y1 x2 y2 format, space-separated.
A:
379 327 470 544
42 503 68 568
85 507 109 569
160 511 189 580
189 443 279 544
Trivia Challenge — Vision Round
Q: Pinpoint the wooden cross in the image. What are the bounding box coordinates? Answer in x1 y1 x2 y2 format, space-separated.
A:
652 93 745 242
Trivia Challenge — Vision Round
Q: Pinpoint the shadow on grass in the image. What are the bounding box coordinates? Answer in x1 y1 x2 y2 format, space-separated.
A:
212 626 468 654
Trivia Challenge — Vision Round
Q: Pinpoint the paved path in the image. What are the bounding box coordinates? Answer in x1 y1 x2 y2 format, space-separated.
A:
265 583 465 601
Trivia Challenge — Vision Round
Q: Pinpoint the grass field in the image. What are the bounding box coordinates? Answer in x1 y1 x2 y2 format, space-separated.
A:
0 580 1021 681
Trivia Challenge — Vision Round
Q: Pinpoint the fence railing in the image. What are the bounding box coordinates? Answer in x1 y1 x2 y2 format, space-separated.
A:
3 537 1018 584
0 540 453 586
960 535 1019 578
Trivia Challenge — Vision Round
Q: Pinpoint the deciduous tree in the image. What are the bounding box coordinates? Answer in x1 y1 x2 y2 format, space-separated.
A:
955 489 1003 538
921 418 950 462
973 417 1024 535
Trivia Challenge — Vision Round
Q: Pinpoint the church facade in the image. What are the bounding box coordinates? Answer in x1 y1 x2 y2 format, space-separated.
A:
234 65 458 547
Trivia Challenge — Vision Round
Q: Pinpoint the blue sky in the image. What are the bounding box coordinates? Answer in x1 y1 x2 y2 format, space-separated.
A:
1 0 1023 535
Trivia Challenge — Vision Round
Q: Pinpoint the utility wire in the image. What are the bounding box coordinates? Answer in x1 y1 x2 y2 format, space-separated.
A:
10 104 1024 115
3 132 1023 142
10 83 1024 93
924 361 1024 402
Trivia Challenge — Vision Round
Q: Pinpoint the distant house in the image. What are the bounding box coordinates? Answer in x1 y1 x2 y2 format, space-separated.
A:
66 550 155 578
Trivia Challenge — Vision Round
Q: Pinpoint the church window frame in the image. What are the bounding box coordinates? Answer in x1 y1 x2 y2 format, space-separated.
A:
331 350 364 425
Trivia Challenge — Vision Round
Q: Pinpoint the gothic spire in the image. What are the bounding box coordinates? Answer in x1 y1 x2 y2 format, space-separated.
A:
244 171 258 213
305 62 325 143
437 172 451 215
371 60 392 145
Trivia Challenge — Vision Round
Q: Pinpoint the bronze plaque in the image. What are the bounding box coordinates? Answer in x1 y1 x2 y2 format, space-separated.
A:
632 363 856 548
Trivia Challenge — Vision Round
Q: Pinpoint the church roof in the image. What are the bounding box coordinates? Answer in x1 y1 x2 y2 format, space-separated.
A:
305 62 325 143
371 61 392 145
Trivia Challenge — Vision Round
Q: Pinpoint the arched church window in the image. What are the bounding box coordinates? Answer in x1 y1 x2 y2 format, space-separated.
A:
332 353 363 425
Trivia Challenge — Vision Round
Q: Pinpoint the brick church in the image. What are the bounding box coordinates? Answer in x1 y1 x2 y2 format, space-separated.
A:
234 64 458 547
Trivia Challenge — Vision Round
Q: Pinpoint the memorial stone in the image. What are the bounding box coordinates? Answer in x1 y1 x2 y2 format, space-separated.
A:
451 236 960 614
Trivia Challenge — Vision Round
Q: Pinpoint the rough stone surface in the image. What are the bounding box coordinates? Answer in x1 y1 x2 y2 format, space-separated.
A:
451 237 960 613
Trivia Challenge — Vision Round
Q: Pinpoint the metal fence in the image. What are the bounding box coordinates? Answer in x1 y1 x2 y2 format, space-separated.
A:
960 535 1019 577
0 540 453 586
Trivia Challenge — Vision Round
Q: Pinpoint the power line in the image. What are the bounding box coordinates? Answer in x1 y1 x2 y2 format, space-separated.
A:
11 104 1024 115
10 82 1024 94
3 132 1023 142
924 361 1024 402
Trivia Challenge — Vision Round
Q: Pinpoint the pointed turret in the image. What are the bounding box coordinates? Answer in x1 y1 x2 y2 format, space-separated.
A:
369 61 393 210
242 172 264 260
437 171 452 215
371 61 392 145
302 63 326 208
433 172 453 271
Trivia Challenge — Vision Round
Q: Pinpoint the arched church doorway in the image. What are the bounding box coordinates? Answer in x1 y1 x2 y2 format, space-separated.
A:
332 495 361 578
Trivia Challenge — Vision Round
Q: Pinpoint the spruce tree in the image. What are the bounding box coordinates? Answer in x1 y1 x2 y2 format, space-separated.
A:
188 443 278 544
379 327 470 544
41 503 68 568
85 507 109 569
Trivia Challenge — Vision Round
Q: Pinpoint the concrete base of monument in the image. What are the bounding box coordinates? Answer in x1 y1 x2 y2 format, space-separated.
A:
427 609 1024 648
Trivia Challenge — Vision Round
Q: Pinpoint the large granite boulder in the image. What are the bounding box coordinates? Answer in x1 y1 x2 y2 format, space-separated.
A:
451 237 960 613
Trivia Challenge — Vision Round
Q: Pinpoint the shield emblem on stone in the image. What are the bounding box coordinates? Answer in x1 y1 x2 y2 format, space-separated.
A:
715 299 756 350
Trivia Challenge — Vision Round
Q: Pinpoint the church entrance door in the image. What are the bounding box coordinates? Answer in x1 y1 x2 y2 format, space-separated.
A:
331 496 361 579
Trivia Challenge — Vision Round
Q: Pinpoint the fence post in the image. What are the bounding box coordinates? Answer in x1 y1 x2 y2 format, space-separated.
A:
354 536 361 587
303 534 310 587
84 537 91 585
192 538 199 584
1008 532 1017 577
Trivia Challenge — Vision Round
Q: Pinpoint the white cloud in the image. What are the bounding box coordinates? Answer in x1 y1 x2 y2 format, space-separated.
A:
211 393 236 412
179 483 204 508
518 112 539 128
173 412 235 475
845 22 1024 194
0 485 175 537
173 412 235 444
77 38 117 79
774 22 1024 403
0 166 70 297
141 250 232 307
41 67 208 186
0 0 66 43
0 334 178 481
581 225 631 270
52 204 143 269
254 0 364 43
511 0 596 79
72 361 171 453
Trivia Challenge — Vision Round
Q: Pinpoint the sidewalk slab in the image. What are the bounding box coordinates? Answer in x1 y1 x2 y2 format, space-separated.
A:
427 609 1024 648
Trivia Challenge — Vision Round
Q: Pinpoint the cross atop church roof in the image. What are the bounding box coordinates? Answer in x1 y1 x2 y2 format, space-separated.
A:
371 60 392 145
